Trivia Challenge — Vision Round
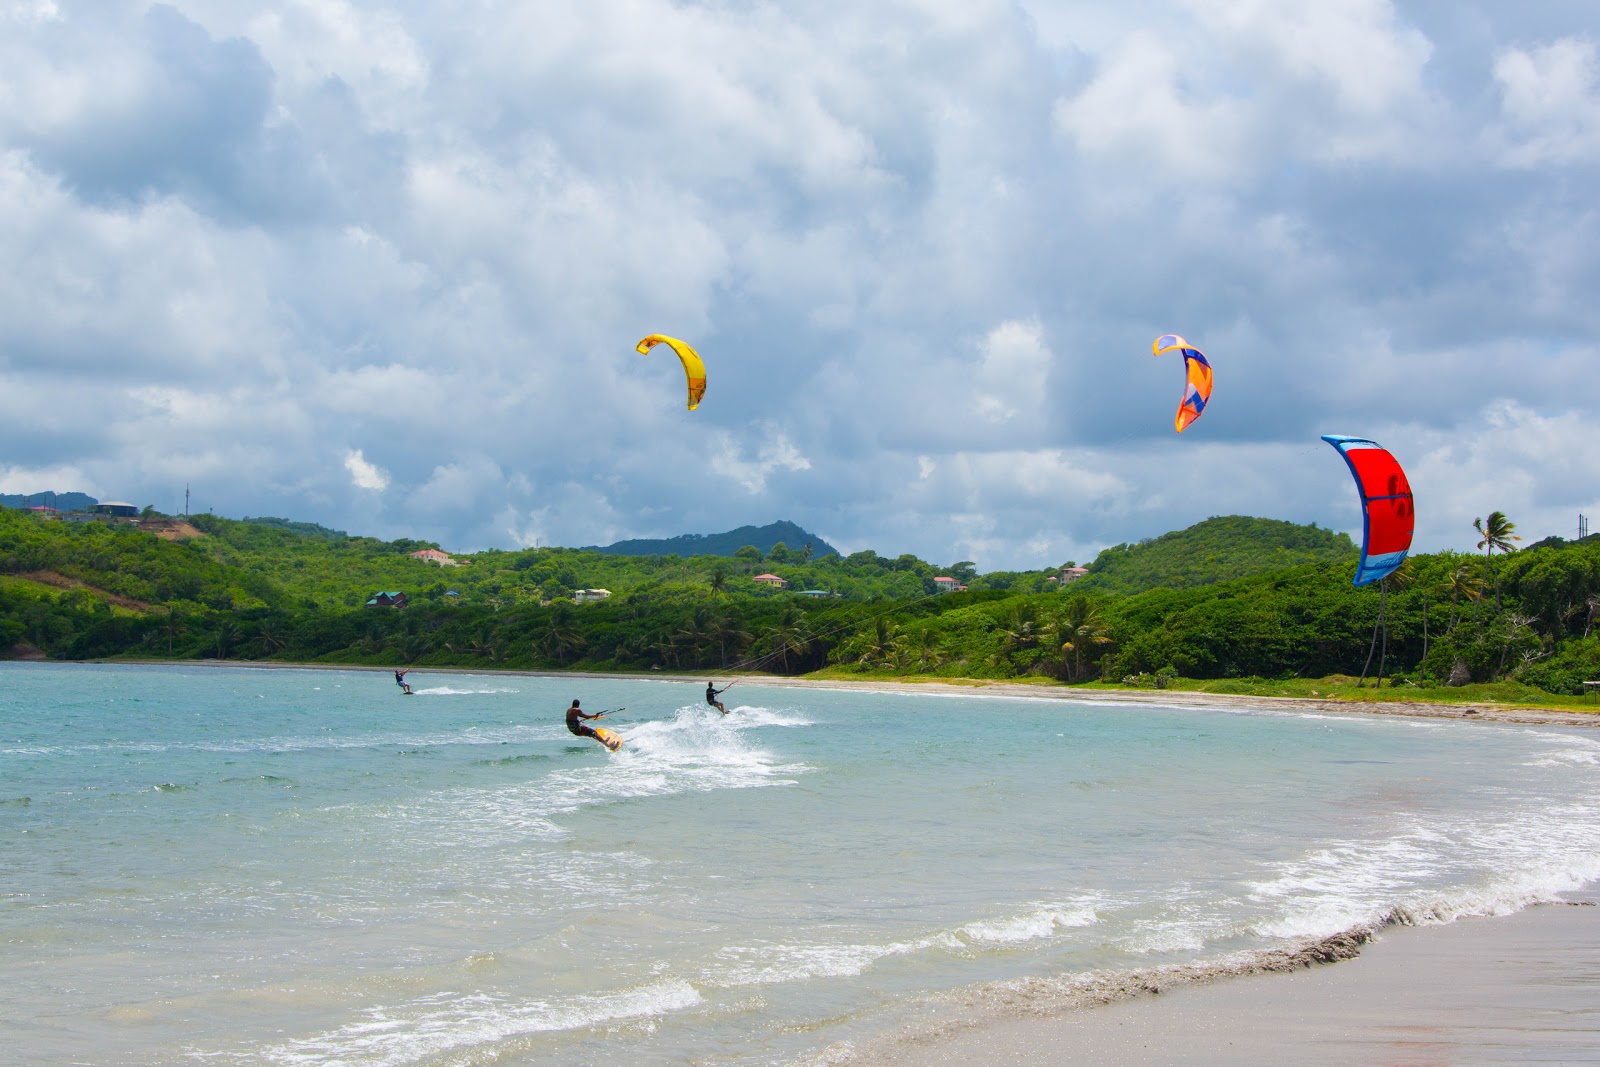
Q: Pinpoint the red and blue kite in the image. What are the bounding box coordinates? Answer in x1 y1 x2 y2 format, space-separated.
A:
1322 435 1414 586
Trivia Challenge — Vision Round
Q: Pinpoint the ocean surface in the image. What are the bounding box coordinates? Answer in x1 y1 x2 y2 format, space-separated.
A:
4 663 1599 1067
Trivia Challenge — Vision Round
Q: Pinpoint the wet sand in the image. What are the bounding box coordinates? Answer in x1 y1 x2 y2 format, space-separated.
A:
866 903 1600 1066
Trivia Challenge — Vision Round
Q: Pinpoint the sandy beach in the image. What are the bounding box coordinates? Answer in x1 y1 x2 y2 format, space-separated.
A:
864 902 1600 1066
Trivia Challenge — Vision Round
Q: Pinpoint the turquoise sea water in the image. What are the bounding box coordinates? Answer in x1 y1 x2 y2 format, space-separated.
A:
4 662 1599 1066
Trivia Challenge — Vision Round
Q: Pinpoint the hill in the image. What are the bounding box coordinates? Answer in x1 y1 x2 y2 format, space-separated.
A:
1074 515 1357 595
241 516 350 541
586 520 839 559
1 491 99 512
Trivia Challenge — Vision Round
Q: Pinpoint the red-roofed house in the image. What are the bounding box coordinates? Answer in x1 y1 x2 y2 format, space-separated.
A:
933 576 968 593
1060 567 1089 583
408 549 459 566
752 573 789 589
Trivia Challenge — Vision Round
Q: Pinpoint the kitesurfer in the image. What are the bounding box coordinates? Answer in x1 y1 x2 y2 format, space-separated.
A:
565 698 606 741
394 668 412 695
705 682 727 715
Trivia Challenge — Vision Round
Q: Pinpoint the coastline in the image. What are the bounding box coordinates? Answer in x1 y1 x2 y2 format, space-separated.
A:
858 901 1600 1066
32 657 1600 729
13 660 1600 1062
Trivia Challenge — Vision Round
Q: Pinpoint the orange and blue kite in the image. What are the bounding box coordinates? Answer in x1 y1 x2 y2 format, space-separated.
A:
1152 334 1213 432
1322 435 1414 586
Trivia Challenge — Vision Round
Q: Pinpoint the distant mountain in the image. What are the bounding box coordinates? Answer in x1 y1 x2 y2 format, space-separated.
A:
0 491 98 512
241 516 350 541
586 520 839 559
1075 515 1357 595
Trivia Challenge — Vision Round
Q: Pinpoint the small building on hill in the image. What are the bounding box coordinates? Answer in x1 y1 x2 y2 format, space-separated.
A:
574 588 611 604
1059 567 1088 583
365 591 409 608
933 576 967 593
408 549 459 566
753 573 789 589
24 505 59 519
94 502 139 520
798 589 838 598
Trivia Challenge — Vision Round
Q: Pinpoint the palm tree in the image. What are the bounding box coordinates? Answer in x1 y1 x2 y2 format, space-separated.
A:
253 617 289 657
709 566 728 598
1474 511 1521 613
538 608 587 665
769 605 813 673
158 608 187 656
710 611 752 667
856 617 904 668
1055 598 1113 681
212 620 241 660
1443 561 1484 629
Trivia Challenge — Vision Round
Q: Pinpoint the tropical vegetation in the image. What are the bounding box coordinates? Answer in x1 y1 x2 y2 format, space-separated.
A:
1 506 1597 705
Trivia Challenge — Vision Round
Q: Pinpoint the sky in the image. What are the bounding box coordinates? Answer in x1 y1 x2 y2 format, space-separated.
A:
1 0 1597 570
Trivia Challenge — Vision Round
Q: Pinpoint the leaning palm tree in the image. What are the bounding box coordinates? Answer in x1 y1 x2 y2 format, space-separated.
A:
1473 511 1521 614
1443 561 1484 630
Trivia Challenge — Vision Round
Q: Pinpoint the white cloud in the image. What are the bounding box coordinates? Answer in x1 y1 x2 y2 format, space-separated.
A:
710 430 813 493
1054 31 1252 182
0 1 1595 568
343 449 389 492
1491 37 1600 166
971 318 1050 425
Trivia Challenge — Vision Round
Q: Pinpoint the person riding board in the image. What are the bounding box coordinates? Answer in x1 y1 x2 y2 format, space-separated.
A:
565 699 613 747
706 682 727 715
394 668 412 695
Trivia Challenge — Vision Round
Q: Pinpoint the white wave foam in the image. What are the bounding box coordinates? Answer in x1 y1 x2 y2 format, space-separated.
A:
410 686 520 696
724 705 813 727
1248 799 1600 940
958 905 1098 945
708 937 945 987
253 978 700 1066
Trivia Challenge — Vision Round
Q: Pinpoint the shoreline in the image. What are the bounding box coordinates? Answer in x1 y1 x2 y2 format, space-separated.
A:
858 901 1600 1066
16 657 1598 730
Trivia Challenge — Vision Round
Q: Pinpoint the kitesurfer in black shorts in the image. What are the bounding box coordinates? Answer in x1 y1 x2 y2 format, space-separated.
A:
394 668 412 695
565 698 604 739
705 682 727 715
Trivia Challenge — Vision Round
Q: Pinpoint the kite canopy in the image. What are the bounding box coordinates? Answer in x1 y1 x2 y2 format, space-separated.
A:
636 334 707 410
1322 435 1414 586
1152 334 1213 432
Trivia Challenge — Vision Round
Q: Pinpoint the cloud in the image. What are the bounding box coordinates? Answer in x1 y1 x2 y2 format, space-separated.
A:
710 430 813 493
0 0 1595 569
1491 37 1600 166
343 449 389 492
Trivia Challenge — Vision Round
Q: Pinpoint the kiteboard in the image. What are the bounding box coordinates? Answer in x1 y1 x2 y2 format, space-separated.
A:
593 727 623 752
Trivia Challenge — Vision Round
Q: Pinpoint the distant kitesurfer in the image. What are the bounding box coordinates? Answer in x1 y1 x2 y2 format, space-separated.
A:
394 668 412 695
566 698 606 741
706 682 727 715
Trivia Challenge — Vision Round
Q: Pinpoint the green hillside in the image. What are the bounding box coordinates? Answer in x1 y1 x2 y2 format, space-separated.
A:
2 504 1597 701
1075 516 1357 595
586 520 839 559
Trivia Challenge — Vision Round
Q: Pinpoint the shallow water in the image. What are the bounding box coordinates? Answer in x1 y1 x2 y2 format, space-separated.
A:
3 663 1598 1066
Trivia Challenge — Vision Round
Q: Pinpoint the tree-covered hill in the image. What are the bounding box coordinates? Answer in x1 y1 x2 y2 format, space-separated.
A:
3 504 1596 700
1074 516 1358 595
586 520 839 559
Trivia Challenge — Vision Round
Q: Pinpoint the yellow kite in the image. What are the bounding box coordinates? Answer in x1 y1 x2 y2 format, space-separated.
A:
636 334 707 410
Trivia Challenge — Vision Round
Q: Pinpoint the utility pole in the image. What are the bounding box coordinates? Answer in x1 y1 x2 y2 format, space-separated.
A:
1581 514 1590 541
185 484 190 517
